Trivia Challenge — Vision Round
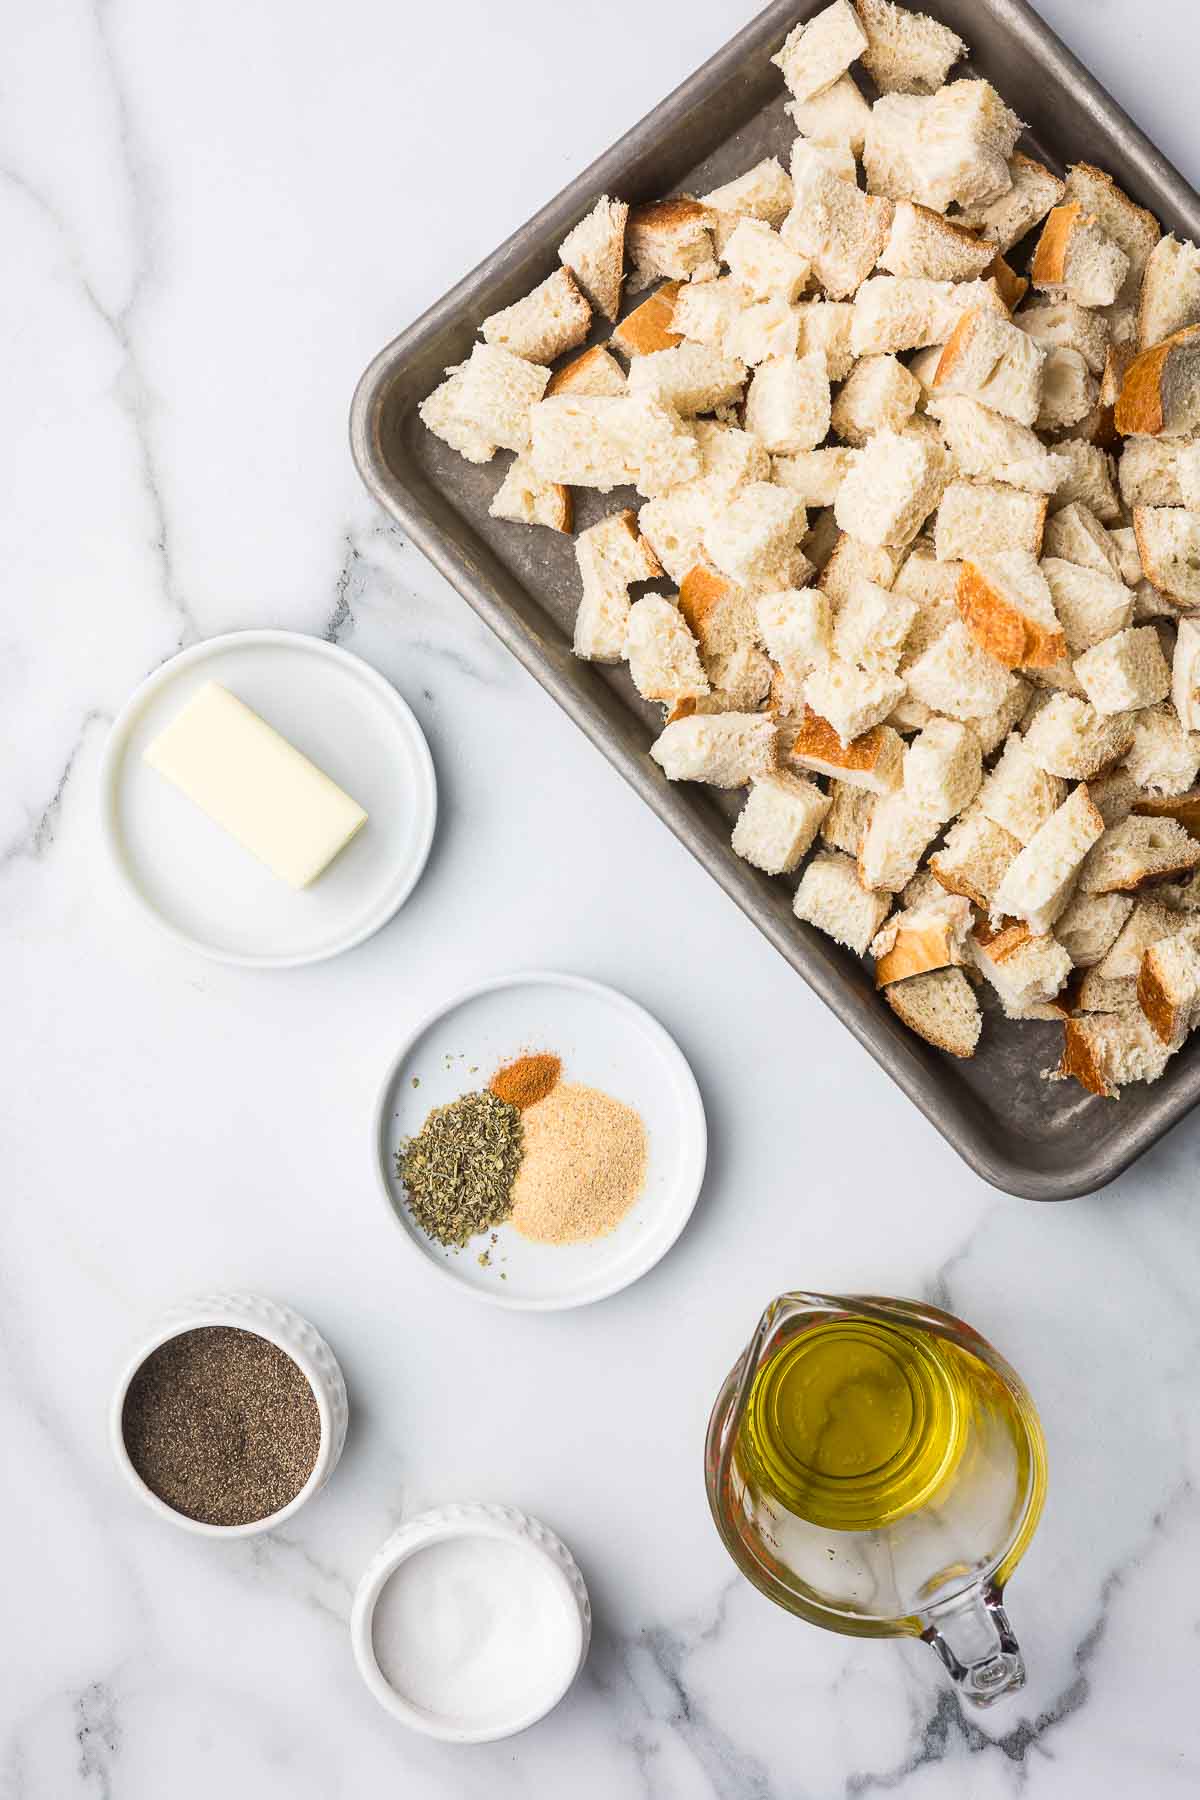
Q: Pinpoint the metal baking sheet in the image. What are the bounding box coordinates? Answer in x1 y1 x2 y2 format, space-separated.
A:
349 0 1200 1200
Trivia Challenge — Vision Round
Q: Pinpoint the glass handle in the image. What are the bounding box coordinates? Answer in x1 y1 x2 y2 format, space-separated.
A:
920 1585 1025 1707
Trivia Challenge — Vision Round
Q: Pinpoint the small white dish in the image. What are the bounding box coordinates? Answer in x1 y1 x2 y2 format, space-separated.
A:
110 1292 349 1539
373 971 707 1310
351 1502 591 1741
99 630 436 967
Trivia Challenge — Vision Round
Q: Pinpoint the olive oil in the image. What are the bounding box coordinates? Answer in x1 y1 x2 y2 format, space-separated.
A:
739 1317 1027 1533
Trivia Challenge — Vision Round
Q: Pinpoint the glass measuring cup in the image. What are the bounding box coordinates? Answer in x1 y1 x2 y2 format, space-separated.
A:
705 1293 1047 1706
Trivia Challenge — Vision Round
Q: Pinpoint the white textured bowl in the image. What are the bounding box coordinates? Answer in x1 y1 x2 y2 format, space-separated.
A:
350 1502 591 1741
99 630 436 968
110 1292 349 1538
373 971 707 1311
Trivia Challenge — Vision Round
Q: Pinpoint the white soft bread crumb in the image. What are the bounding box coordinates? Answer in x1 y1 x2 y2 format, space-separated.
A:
731 770 830 874
1042 501 1123 580
573 510 663 662
804 659 906 746
903 716 982 822
1118 438 1185 509
930 804 1021 906
676 566 758 660
546 346 627 398
558 196 629 322
832 579 918 672
1132 506 1200 606
726 296 804 367
1138 925 1200 1043
878 201 994 280
819 534 904 607
883 966 981 1056
928 398 1064 495
834 429 948 549
1176 443 1200 511
934 482 1047 563
1037 349 1099 434
786 75 872 155
1098 899 1188 979
528 395 634 492
871 891 974 984
794 850 893 955
701 158 794 256
772 2 868 103
1173 618 1200 731
971 921 1073 1013
421 345 550 461
977 733 1066 845
789 135 858 187
933 308 1046 427
650 712 777 786
1079 815 1200 894
854 0 964 95
1015 301 1111 378
863 81 1022 216
971 677 1033 757
627 343 748 416
1030 204 1130 309
1049 441 1121 523
1138 234 1200 351
703 482 808 586
956 550 1065 670
1073 626 1171 716
822 779 878 854
1125 706 1200 797
1109 527 1145 587
851 276 1004 357
489 457 572 532
782 146 894 299
957 153 1065 253
795 301 856 378
1051 1005 1175 1098
859 788 941 891
627 199 718 285
756 587 833 672
481 266 592 364
1063 163 1160 295
624 597 709 706
905 620 1020 722
990 783 1106 933
668 279 746 350
788 710 905 794
1023 694 1136 779
772 447 861 507
637 489 712 585
707 644 774 709
691 421 772 494
744 353 832 455
1055 890 1133 968
724 217 810 304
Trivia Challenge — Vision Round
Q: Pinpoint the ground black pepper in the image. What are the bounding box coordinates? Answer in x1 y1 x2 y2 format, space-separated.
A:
121 1327 321 1527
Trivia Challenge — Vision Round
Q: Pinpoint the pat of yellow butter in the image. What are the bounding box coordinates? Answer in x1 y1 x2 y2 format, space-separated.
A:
144 681 367 888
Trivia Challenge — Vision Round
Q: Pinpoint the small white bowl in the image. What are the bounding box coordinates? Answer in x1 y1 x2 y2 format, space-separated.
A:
350 1502 591 1742
110 1293 349 1538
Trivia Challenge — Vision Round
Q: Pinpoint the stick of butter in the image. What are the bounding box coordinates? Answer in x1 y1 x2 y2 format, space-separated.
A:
144 681 368 888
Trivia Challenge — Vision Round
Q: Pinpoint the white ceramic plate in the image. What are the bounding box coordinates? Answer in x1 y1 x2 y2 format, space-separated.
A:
100 631 436 967
373 973 707 1310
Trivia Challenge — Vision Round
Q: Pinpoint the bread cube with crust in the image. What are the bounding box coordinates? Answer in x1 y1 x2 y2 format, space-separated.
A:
903 717 982 822
1040 559 1134 655
934 482 1047 564
794 850 893 954
1052 1005 1175 1097
744 353 831 454
831 356 921 445
1132 506 1200 607
905 620 1021 722
788 709 904 794
1073 626 1171 716
701 158 794 257
1122 438 1189 509
834 429 948 549
1023 693 1135 778
1126 706 1200 797
558 195 629 323
1138 925 1200 1043
1115 324 1200 438
1064 162 1160 296
627 199 718 285
772 2 868 102
854 0 965 96
933 309 1046 426
1137 233 1200 350
573 510 664 662
1055 891 1134 968
611 284 684 358
871 890 974 986
930 804 1021 905
878 200 995 280
703 482 808 585
864 81 1022 215
627 342 748 416
1031 203 1130 309
1098 899 1188 979
1079 814 1200 893
990 783 1107 933
782 148 894 299
956 550 1065 670
546 346 627 398
624 596 709 706
859 789 942 891
489 457 572 533
958 153 1065 252
972 920 1073 1015
803 658 906 746
732 770 831 874
482 266 592 364
676 566 757 660
851 276 1004 357
884 966 982 1054
650 712 777 786
724 217 810 303
977 734 1066 845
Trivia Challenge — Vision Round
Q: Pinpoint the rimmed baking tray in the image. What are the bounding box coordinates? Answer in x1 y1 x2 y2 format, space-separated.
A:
350 0 1200 1200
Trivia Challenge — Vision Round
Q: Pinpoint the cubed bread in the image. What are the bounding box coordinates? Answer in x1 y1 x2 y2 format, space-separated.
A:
611 283 684 358
772 447 861 506
624 596 710 705
957 152 1065 253
1132 505 1200 606
627 342 748 415
850 276 1003 357
627 199 717 284
788 709 904 797
1041 501 1122 579
637 488 712 584
1173 618 1200 730
1014 299 1110 378
934 481 1047 563
772 2 868 102
822 778 878 854
756 586 833 672
677 566 757 659
973 677 1034 756
977 734 1065 845
488 456 572 532
1079 814 1200 893
794 301 856 378
871 892 974 984
1125 706 1200 797
956 550 1065 669
731 770 831 873
1023 693 1136 778
834 429 947 549
988 250 1028 311
854 0 964 94
990 783 1106 933
864 80 1022 215
832 579 918 671
831 355 921 445
803 658 906 746
744 352 831 453
546 345 628 397
858 789 941 891
704 482 808 585
1036 348 1099 433
971 920 1073 1015
1055 890 1134 968
691 420 773 493
1063 162 1160 296
883 965 981 1055
1097 898 1187 979
819 533 904 606
1052 1005 1174 1097
1114 324 1200 438
1137 926 1200 1043
1048 439 1120 521
933 308 1046 426
724 217 810 303
1176 442 1200 511
1073 626 1171 715
794 850 893 955
481 266 592 364
558 195 629 322
1110 528 1145 588
782 147 894 299
928 397 1063 494
701 158 794 256
706 643 774 710
903 716 982 822
930 804 1021 905
786 74 872 154
420 344 550 461
878 199 994 280
529 395 630 491
1030 203 1130 309
1137 233 1200 350
905 620 1020 722
573 510 663 661
650 711 778 785
726 296 804 366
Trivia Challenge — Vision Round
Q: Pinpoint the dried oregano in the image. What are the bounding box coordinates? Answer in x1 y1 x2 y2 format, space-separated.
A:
396 1089 523 1246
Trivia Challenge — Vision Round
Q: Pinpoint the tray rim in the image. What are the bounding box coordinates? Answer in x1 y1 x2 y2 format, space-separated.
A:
349 0 1200 1201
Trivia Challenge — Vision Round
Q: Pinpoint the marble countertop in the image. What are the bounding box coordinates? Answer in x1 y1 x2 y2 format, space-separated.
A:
5 1 1199 1793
